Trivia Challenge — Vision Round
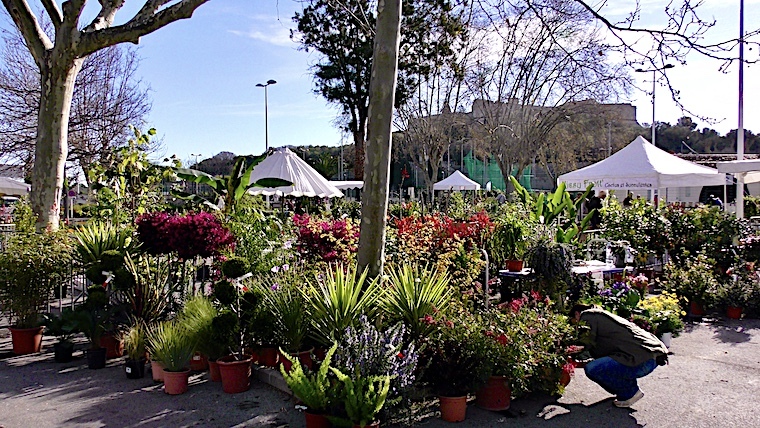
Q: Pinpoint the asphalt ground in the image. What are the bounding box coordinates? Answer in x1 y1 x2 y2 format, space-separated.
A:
1 316 758 428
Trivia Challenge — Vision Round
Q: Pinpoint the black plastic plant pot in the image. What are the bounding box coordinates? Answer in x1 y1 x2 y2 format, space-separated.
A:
125 358 147 379
87 347 107 370
53 342 75 363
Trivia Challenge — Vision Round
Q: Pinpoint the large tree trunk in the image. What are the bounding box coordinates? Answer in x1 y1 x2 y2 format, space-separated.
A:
32 57 83 231
352 128 365 180
357 0 402 279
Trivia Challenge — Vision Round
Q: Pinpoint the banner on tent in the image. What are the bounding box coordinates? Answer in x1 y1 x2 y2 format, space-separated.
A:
562 178 656 191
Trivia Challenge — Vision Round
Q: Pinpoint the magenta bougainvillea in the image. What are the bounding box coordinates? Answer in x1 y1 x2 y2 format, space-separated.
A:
292 213 359 263
136 211 235 259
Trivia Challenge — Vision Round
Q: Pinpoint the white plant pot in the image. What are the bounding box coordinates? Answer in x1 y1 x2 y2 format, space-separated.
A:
660 332 672 348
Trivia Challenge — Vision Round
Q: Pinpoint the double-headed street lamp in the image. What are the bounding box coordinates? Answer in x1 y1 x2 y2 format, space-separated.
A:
256 79 277 151
635 64 674 146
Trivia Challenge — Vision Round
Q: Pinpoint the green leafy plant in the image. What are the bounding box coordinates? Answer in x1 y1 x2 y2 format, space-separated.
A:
638 292 685 336
305 263 382 347
509 176 594 244
120 253 173 322
146 320 196 372
719 264 757 308
487 211 529 266
279 343 338 413
260 282 310 353
382 263 452 338
661 255 719 307
525 238 574 311
42 309 79 346
331 368 392 428
0 231 73 327
73 286 119 349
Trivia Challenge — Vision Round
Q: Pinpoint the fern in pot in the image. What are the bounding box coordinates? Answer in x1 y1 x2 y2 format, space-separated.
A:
280 343 339 427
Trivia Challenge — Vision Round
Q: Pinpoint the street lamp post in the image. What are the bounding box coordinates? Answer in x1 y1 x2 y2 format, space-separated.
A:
635 64 674 146
256 79 277 151
190 153 201 194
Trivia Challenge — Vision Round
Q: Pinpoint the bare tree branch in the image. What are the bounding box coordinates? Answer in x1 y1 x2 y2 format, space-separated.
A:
0 0 51 66
39 0 62 31
78 0 210 56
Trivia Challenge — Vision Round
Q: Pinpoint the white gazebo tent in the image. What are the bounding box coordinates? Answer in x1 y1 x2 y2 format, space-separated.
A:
433 170 481 191
0 177 30 196
558 136 727 203
248 147 343 198
716 159 760 218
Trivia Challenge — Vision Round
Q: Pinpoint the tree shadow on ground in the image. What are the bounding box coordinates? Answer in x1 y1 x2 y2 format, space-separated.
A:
683 317 759 345
0 345 299 428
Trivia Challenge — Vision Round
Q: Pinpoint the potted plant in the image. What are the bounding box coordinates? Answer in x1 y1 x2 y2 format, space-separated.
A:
720 264 756 319
211 258 257 393
661 255 718 316
525 238 574 312
178 295 226 380
147 320 196 395
0 231 72 355
73 286 116 369
420 313 490 422
280 343 338 428
42 309 80 363
330 368 392 428
122 321 147 379
638 292 685 347
488 213 529 271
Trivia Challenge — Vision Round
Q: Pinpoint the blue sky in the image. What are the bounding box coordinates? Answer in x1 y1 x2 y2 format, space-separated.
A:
4 1 759 166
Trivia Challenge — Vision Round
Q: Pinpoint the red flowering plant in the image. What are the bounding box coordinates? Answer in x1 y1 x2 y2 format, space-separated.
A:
418 307 491 397
387 211 494 292
292 213 359 265
491 291 577 396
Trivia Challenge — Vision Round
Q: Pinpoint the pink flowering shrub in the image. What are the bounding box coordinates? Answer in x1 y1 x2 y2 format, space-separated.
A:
136 211 235 259
292 213 359 263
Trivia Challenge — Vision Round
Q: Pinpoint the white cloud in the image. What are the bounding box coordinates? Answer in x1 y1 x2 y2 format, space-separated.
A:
229 25 295 47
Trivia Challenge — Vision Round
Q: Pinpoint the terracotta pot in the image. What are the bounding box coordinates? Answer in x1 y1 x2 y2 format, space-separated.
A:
257 347 279 367
163 368 190 395
151 360 165 382
99 333 124 359
190 352 209 371
53 341 75 363
208 360 222 382
305 410 333 428
279 348 314 374
218 354 252 394
87 347 107 370
726 306 743 320
475 375 511 411
560 369 572 387
125 358 147 379
438 395 467 422
689 301 706 316
506 260 524 272
9 326 44 355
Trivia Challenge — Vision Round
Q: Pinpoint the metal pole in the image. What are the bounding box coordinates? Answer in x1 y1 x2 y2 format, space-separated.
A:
264 85 269 151
651 71 656 146
737 0 746 218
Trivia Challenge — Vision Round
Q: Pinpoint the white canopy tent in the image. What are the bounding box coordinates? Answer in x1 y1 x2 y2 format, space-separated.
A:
434 170 481 191
248 147 343 198
715 159 760 184
330 180 363 190
558 136 727 194
0 177 30 196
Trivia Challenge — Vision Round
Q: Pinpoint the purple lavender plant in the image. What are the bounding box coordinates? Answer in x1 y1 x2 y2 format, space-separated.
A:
333 316 418 404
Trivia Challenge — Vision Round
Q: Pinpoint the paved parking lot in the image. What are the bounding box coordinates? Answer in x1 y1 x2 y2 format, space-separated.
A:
1 317 759 427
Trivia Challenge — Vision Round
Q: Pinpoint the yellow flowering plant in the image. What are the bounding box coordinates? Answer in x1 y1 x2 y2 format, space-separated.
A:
638 292 686 336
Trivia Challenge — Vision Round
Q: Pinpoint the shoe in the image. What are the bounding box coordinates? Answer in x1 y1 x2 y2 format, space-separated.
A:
614 390 644 408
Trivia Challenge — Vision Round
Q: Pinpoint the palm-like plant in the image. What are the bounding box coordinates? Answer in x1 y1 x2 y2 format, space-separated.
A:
121 253 172 322
382 263 452 338
259 282 311 353
121 320 147 361
305 264 382 347
72 220 136 265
